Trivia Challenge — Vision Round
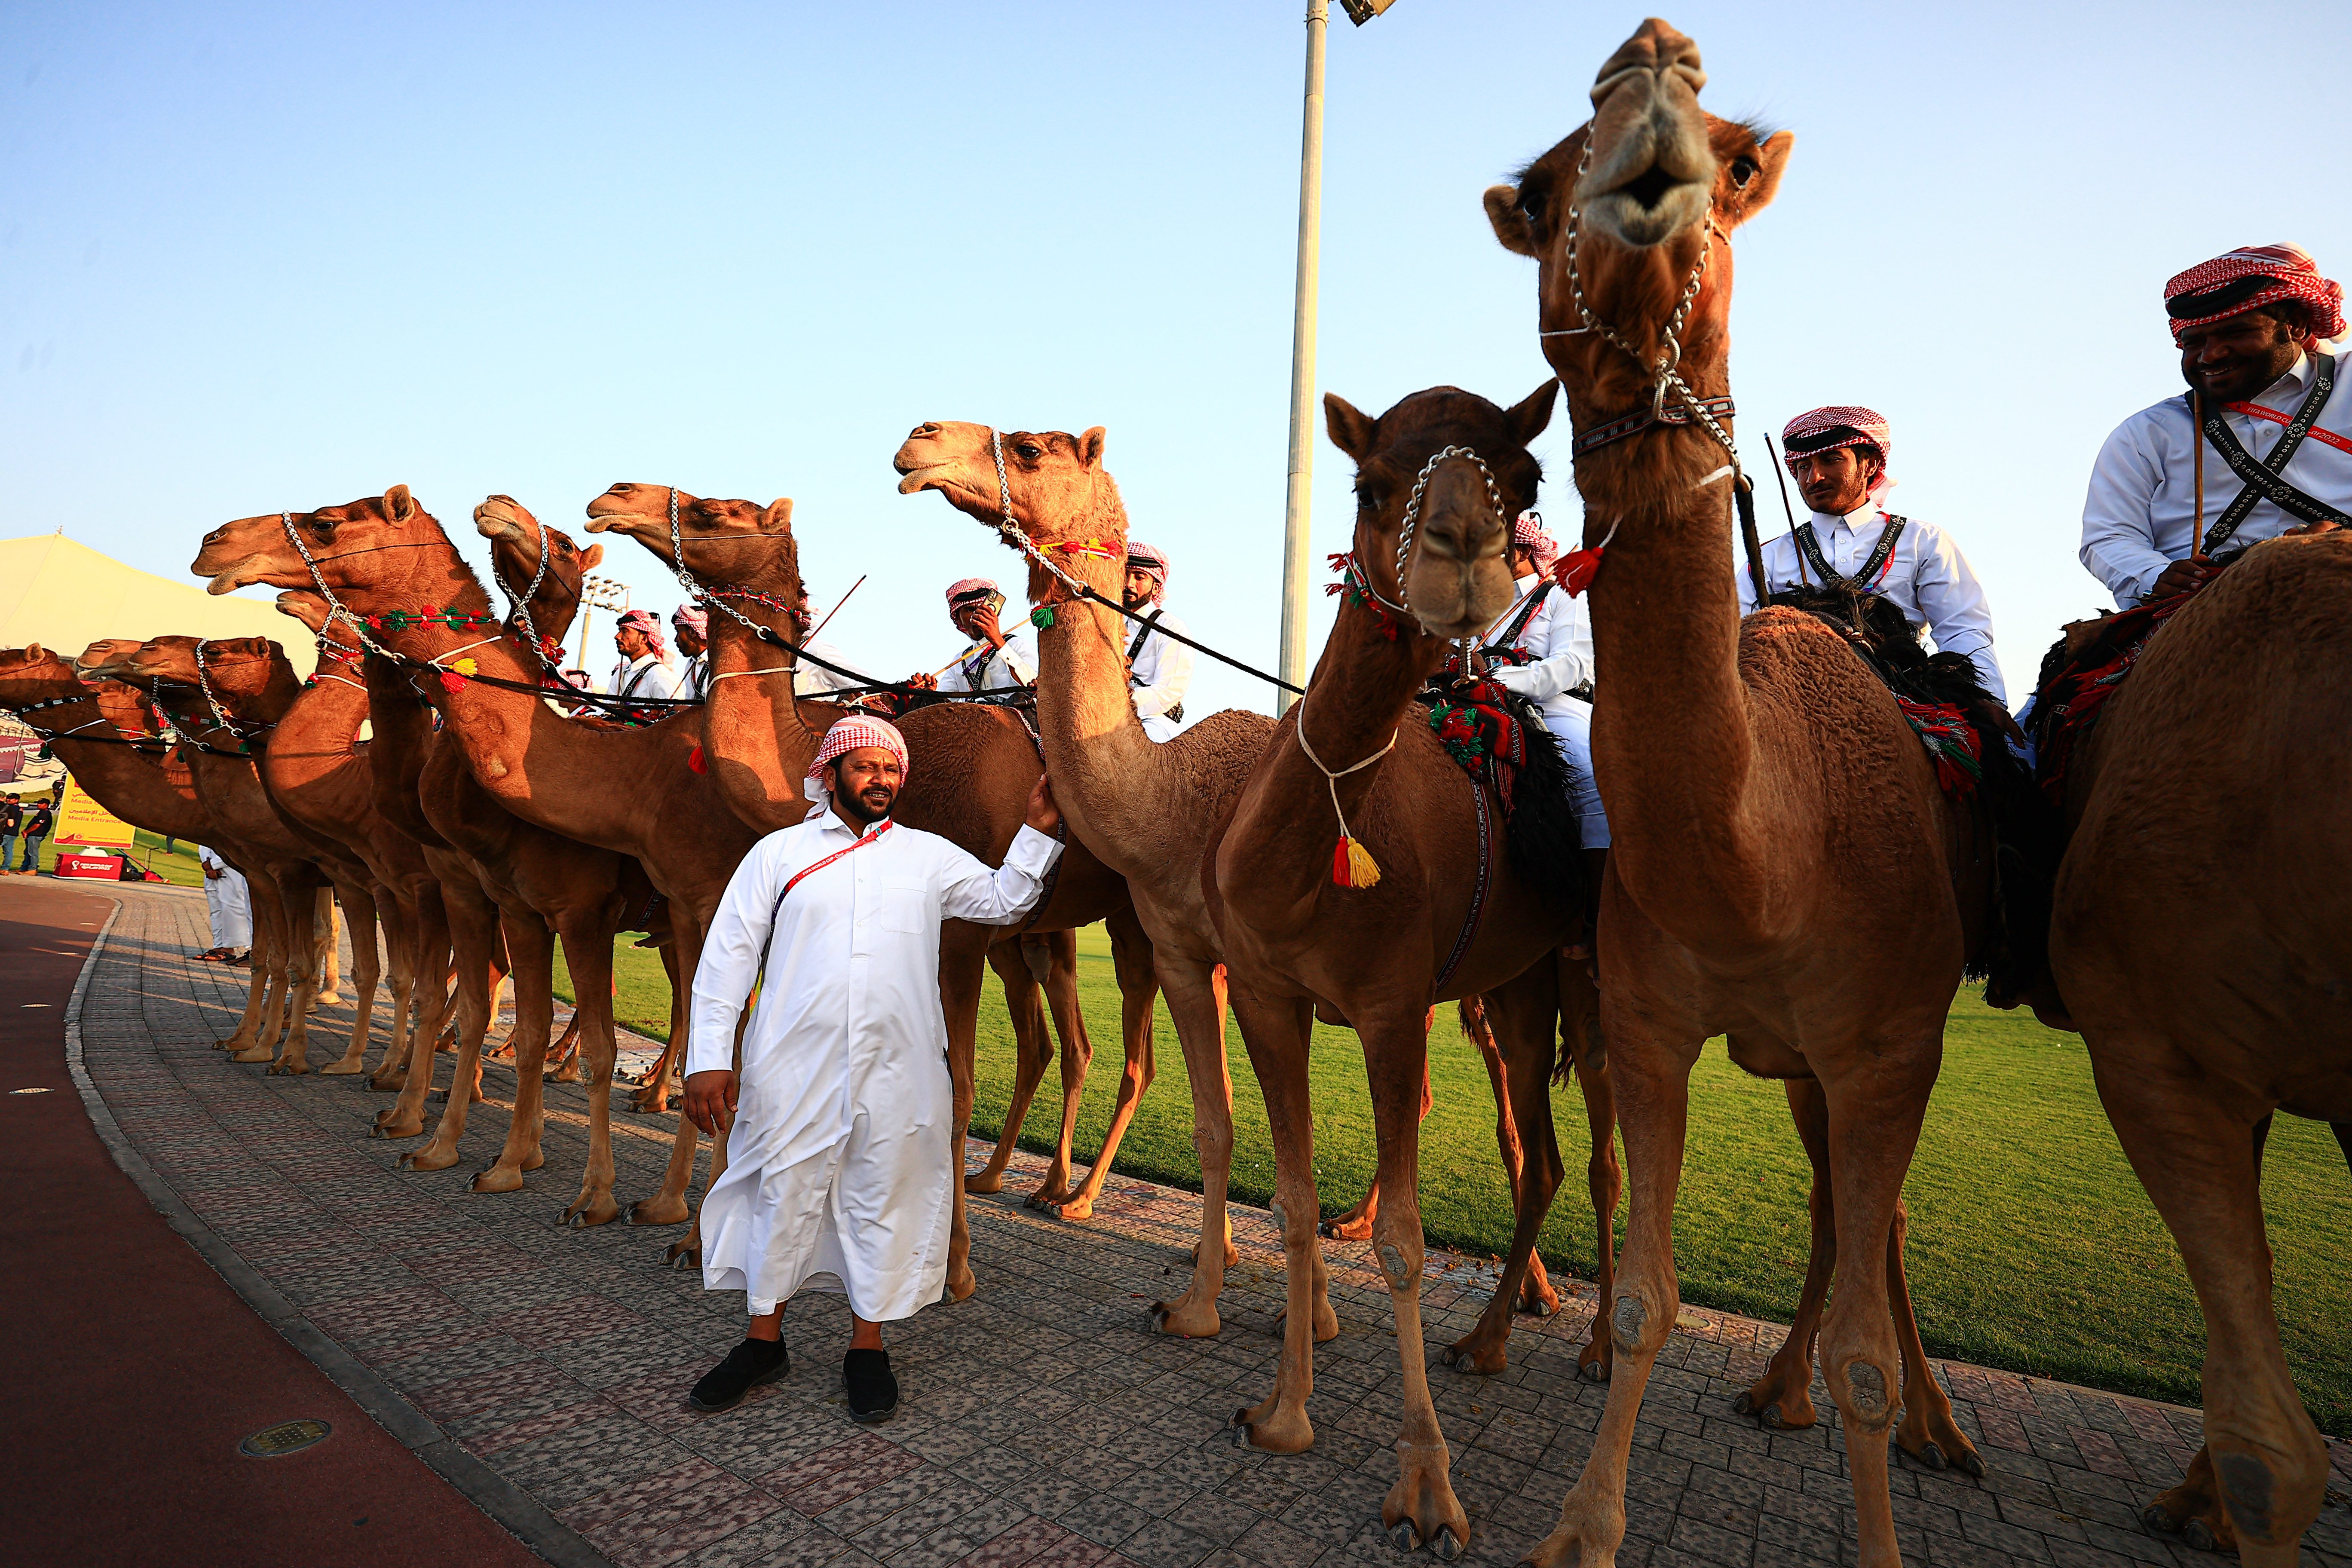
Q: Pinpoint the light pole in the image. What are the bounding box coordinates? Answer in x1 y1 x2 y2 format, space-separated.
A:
1276 0 1399 715
577 574 631 686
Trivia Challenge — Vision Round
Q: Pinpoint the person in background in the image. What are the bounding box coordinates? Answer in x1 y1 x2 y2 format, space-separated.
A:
606 609 684 704
12 795 55 874
790 584 885 699
673 606 711 701
926 579 1038 693
1119 542 1194 741
196 845 252 962
0 796 20 876
1481 513 1608 896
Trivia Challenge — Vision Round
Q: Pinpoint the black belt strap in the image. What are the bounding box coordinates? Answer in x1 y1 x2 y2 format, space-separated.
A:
1794 515 1907 591
1479 581 1553 658
1124 608 1163 663
2199 354 2348 550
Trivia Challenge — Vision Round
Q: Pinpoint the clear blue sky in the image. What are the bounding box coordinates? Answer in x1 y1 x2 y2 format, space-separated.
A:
6 2 2346 711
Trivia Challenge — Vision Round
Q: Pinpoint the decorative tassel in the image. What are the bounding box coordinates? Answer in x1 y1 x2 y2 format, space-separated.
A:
1552 545 1605 597
688 746 707 774
1332 833 1382 888
438 671 465 693
1030 605 1056 629
451 657 478 676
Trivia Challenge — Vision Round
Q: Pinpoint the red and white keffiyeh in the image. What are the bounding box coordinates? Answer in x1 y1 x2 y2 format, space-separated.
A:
670 605 707 636
805 715 910 807
615 607 666 656
2165 244 2345 347
1510 511 1562 577
1782 405 1896 506
1124 542 1170 603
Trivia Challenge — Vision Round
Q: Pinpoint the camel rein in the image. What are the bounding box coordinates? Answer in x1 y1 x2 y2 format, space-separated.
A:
1539 133 1770 602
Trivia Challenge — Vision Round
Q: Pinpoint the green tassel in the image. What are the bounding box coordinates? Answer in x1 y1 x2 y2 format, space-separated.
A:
1031 605 1055 629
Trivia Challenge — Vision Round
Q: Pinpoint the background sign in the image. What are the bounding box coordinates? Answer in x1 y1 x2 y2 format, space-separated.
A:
51 787 136 849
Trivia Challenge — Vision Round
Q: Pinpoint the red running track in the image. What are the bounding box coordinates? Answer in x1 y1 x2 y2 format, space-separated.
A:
0 880 546 1567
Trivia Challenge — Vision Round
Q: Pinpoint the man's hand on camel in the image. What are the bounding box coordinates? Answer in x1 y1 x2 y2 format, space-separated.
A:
904 673 937 691
2150 558 2216 598
1024 773 1061 836
683 1069 738 1136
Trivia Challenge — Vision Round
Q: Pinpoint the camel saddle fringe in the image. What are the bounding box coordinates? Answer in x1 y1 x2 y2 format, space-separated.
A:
1767 585 2060 996
1421 662 1584 912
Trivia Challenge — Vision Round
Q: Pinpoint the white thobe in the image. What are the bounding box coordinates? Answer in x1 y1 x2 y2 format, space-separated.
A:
793 637 882 699
198 845 251 948
678 653 710 701
606 652 684 703
1483 573 1608 848
688 809 1063 1321
1124 605 1195 741
934 634 1038 694
2080 350 2352 606
1738 502 2008 704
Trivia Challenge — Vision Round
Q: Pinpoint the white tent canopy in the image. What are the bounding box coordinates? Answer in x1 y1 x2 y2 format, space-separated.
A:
0 533 315 677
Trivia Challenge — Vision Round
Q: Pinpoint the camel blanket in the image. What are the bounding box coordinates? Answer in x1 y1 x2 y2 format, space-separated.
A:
686 808 1060 1322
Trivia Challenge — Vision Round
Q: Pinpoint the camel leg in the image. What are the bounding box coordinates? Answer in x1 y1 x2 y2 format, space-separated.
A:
323 888 400 1075
1562 950 1621 1380
1520 998 1702 1568
378 882 493 1138
373 887 444 1088
1444 965 1567 1377
1735 1076 1836 1430
1228 989 1329 1454
1149 956 1239 1338
561 929 622 1227
246 875 322 1072
1886 1197 1982 1477
307 879 377 1074
469 912 558 1191
545 1006 585 1084
1026 931 1096 1211
965 935 1051 1197
628 941 686 1114
662 992 741 1272
312 888 343 1008
220 881 284 1052
1050 903 1161 1221
1320 1050 1432 1241
401 894 504 1167
2097 1052 2330 1568
629 914 713 1255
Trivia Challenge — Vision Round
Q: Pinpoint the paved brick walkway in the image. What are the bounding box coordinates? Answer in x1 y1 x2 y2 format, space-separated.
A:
64 884 2352 1568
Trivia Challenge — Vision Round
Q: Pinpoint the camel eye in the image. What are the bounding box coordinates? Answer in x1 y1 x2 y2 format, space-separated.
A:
1729 156 1759 188
1016 443 1043 461
1519 186 1545 223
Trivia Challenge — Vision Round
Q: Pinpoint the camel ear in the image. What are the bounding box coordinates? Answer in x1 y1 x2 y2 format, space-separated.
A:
1728 130 1794 227
385 484 416 522
1078 428 1107 470
24 642 43 660
1506 380 1558 446
578 542 604 571
763 499 794 531
1484 184 1535 257
1323 393 1377 461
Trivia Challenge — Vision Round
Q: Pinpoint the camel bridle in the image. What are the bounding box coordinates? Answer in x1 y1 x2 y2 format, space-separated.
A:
658 486 807 684
491 509 556 673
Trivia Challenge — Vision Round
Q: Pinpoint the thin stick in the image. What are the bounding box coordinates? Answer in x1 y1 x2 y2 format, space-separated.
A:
2191 390 2207 560
806 574 866 641
930 642 985 680
1764 434 1806 586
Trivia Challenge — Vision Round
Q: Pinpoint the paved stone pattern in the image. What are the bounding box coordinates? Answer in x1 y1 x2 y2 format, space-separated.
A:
75 885 2352 1568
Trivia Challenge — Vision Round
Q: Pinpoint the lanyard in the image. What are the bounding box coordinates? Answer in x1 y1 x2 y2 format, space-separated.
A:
2220 398 2352 457
754 819 897 984
2199 354 2346 550
1794 515 1906 591
1479 580 1553 655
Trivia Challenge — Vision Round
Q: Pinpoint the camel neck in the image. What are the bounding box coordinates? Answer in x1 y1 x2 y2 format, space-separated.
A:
18 684 208 842
702 595 829 833
260 662 368 798
1024 477 1181 877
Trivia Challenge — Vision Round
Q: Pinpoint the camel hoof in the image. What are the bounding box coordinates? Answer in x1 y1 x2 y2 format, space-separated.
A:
1760 1403 1786 1429
667 1250 699 1271
1579 1358 1609 1383
1525 1296 1556 1318
1733 1390 1756 1415
318 1061 363 1076
1915 1442 1947 1471
1389 1523 1421 1554
1050 1196 1094 1221
1955 1446 1986 1479
2143 1505 2178 1537
963 1172 1006 1195
1432 1526 1464 1562
2180 1519 2218 1553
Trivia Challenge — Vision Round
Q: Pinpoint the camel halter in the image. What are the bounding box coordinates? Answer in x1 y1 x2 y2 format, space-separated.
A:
1538 131 1767 600
1293 683 1397 889
492 509 556 672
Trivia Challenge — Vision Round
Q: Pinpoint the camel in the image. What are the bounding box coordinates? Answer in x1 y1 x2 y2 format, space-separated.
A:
580 483 1166 1293
190 486 756 1234
78 636 359 1074
1480 21 1994 1566
896 430 1278 1338
2038 537 2352 1565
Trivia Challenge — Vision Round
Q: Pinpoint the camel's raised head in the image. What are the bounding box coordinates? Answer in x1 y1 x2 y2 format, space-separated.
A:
585 484 798 598
192 486 443 598
582 482 705 537
894 421 1118 602
1484 18 1792 421
273 590 337 639
1324 383 1553 639
475 496 601 646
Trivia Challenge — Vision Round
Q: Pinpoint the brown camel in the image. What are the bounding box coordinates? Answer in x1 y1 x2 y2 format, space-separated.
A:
2039 538 2352 1565
190 487 756 1234
896 430 1277 1337
78 637 362 1075
580 484 1166 1291
1482 21 1989 1566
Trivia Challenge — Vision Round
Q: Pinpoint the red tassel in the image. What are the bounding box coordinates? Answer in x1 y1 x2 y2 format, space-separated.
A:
1552 545 1605 597
1331 838 1352 887
438 671 465 693
688 745 707 774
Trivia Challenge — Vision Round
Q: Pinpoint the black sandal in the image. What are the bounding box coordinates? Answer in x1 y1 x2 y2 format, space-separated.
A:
687 1337 789 1412
844 1348 897 1424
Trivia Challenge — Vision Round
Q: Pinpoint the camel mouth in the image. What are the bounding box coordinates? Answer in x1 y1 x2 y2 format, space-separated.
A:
201 554 279 596
1586 174 1709 248
895 462 953 497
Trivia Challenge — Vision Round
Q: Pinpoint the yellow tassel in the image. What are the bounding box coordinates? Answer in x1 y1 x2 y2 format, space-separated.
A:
452 657 478 675
1332 834 1383 888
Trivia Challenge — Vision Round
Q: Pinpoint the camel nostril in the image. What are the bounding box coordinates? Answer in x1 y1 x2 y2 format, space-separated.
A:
1622 165 1676 210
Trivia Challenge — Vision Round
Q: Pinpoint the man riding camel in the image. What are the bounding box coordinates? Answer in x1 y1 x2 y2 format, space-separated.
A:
1739 406 2008 704
1119 542 1193 741
929 579 1038 693
1480 513 1607 878
680 715 1063 1421
672 605 711 701
2081 243 2349 606
788 584 883 700
606 608 684 703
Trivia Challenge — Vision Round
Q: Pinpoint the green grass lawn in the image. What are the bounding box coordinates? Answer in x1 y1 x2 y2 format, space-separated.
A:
573 923 2349 1434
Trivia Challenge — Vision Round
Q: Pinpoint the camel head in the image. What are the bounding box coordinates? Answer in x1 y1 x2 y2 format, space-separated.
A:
1483 19 1792 439
583 484 801 604
476 494 603 649
1323 382 1553 640
0 644 95 710
893 422 1121 604
191 486 469 610
83 636 295 726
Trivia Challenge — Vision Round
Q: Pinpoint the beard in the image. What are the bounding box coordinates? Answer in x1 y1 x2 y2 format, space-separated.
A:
834 776 897 826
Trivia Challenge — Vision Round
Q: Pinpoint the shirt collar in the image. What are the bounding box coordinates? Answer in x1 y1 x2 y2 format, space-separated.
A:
1807 498 1883 533
2256 349 2315 404
808 805 889 836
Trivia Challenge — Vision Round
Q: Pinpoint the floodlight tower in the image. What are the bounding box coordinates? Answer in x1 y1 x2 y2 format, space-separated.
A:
576 574 631 680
